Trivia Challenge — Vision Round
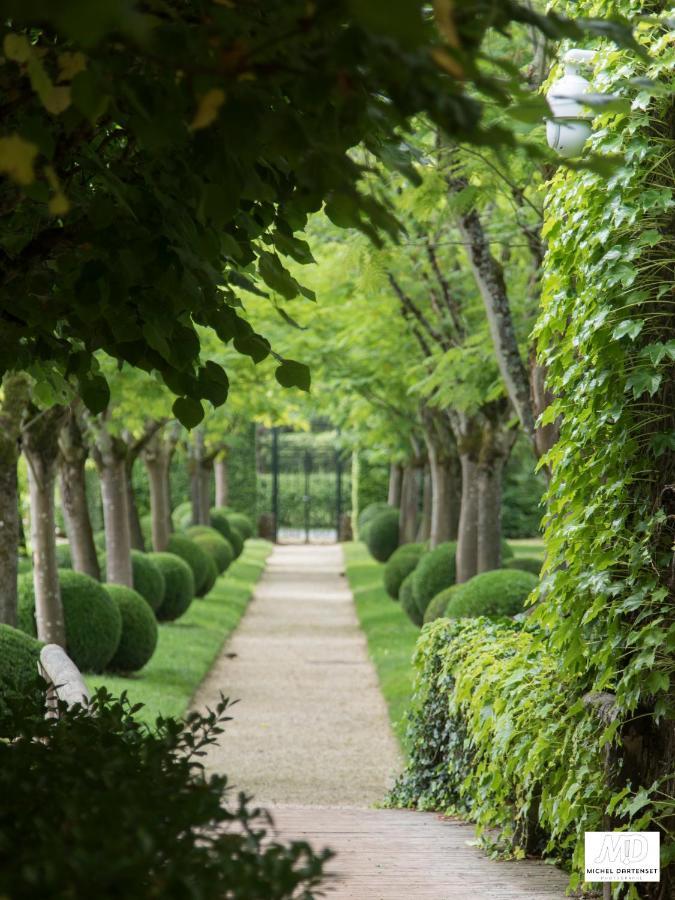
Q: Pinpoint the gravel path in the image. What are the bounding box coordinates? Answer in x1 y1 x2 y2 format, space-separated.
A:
191 544 402 805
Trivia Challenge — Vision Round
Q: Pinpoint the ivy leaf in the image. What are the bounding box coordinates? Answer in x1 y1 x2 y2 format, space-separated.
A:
275 359 311 392
626 369 662 399
172 397 204 429
0 135 38 185
612 319 644 341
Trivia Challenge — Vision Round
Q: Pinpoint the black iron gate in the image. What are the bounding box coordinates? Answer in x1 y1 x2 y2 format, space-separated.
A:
257 426 349 543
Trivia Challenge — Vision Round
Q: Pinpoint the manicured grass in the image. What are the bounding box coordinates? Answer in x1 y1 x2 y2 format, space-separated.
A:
86 539 272 724
508 538 546 561
343 541 420 751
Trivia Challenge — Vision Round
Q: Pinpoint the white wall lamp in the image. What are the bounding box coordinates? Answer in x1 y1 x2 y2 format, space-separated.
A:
545 48 597 158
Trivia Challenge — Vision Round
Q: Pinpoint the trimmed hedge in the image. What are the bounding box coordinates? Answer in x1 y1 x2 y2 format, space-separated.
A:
228 527 244 560
105 584 158 672
0 624 42 726
445 569 538 619
365 508 399 563
400 572 422 627
225 511 253 541
185 527 233 574
130 550 165 612
167 534 212 596
411 542 457 621
147 552 194 621
384 543 425 600
501 539 515 562
358 502 395 535
17 570 121 673
199 555 218 597
423 585 462 625
505 556 542 576
208 508 234 542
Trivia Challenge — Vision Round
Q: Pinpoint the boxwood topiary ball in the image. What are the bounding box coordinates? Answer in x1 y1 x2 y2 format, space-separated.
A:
358 502 395 535
422 585 462 625
167 534 212 596
445 569 538 620
55 543 72 569
225 511 254 541
384 543 425 599
365 508 400 563
105 584 158 673
0 624 43 727
411 542 457 620
228 527 244 560
131 551 165 612
171 501 193 532
209 508 234 542
146 552 195 621
17 570 121 673
505 556 542 576
185 527 234 574
399 572 422 627
198 555 218 597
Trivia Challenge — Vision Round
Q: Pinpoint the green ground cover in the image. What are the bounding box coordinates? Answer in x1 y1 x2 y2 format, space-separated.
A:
86 540 272 724
343 541 419 750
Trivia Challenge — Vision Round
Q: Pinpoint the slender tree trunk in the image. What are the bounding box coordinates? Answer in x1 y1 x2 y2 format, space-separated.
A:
456 454 479 583
143 427 179 551
388 463 403 507
477 459 505 573
428 452 462 547
214 454 229 507
190 430 209 526
200 457 213 520
417 467 432 542
91 427 132 587
58 408 100 580
399 464 419 544
351 451 360 539
125 455 145 551
0 374 31 626
23 405 68 645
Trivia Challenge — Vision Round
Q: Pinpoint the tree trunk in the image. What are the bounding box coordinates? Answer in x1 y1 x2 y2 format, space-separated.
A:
91 427 132 587
456 454 479 583
0 374 31 626
477 458 505 573
399 464 419 544
417 467 432 542
200 457 213 520
58 408 100 580
23 404 68 645
190 430 209 526
125 455 145 552
143 428 178 552
388 463 403 507
214 454 229 507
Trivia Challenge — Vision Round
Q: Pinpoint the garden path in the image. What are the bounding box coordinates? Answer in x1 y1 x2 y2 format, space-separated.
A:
191 544 568 899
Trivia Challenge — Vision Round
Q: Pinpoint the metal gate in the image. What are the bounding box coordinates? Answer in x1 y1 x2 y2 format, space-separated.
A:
257 425 349 543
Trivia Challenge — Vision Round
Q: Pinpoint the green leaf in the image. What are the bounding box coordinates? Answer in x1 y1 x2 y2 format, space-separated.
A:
172 397 204 429
612 319 644 341
258 251 300 300
275 359 311 392
79 374 110 414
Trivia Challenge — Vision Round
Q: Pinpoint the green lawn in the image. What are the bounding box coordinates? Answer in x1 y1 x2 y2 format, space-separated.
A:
86 539 272 724
343 541 420 751
508 538 546 561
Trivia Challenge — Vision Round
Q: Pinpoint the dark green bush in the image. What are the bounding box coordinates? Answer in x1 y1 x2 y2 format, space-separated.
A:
55 543 72 569
199 555 218 597
225 511 253 541
423 585 462 625
411 542 457 620
131 550 165 612
0 690 329 899
17 570 121 673
167 534 212 596
445 569 538 619
209 507 234 542
505 556 542 576
105 584 158 673
147 552 194 621
228 527 244 559
0 624 42 729
358 502 394 535
365 508 399 562
400 572 423 627
185 527 234 574
383 543 424 599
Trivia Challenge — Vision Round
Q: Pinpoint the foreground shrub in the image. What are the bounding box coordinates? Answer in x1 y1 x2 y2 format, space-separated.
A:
505 556 542 576
0 624 42 729
383 543 425 600
225 511 254 541
411 542 457 621
131 550 165 612
446 569 538 619
399 572 422 627
389 618 607 885
167 534 212 596
365 508 399 562
18 570 121 673
358 502 394 536
423 585 461 625
0 690 330 899
185 527 234 574
147 553 194 621
105 585 159 673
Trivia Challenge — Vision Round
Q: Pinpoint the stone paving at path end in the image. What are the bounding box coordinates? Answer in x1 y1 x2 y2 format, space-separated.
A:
191 545 568 899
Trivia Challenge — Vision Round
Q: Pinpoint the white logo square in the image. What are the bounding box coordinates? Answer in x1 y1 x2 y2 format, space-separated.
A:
585 831 660 882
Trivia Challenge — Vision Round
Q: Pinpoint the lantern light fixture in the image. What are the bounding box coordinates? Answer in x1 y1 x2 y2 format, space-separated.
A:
545 48 597 158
